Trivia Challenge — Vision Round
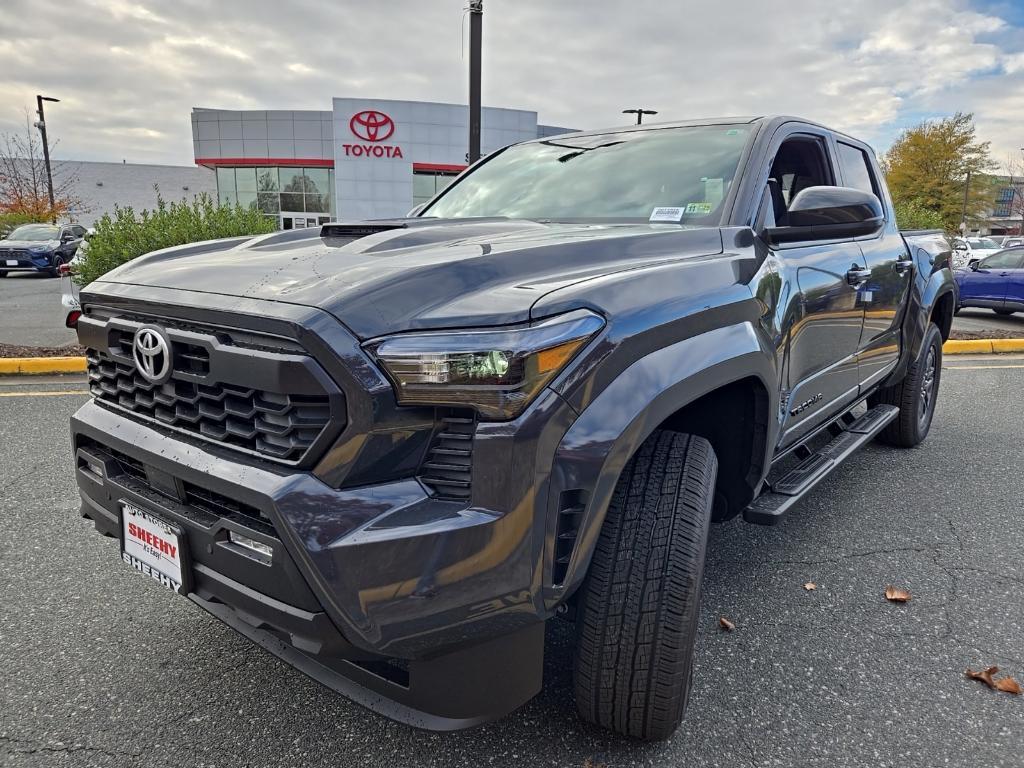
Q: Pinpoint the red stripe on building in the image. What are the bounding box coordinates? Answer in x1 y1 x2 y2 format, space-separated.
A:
195 157 334 168
412 162 467 174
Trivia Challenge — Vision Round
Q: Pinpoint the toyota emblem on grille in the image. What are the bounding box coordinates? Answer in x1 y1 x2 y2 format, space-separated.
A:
133 326 172 384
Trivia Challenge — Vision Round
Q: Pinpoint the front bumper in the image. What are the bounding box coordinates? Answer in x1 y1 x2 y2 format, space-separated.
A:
71 393 568 728
1 251 55 272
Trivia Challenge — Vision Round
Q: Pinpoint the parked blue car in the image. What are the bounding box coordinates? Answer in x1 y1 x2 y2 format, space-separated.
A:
0 223 86 278
955 246 1024 316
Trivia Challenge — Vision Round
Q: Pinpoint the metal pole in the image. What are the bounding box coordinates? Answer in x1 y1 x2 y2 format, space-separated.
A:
960 169 971 234
468 0 482 164
36 94 57 222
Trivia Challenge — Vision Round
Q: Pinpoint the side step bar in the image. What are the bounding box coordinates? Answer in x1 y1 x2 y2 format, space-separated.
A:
743 404 899 526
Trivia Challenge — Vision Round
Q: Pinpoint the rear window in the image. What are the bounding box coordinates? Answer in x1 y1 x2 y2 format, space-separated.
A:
837 142 879 196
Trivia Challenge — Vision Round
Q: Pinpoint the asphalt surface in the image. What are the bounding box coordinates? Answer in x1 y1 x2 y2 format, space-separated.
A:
953 307 1024 335
0 273 78 348
1 271 1023 350
1 361 1022 768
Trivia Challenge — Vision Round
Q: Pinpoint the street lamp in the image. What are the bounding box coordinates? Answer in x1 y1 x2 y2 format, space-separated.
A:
622 108 658 125
35 95 59 222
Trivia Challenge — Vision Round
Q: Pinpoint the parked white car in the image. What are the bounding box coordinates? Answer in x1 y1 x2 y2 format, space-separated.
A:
59 227 93 325
952 236 1001 269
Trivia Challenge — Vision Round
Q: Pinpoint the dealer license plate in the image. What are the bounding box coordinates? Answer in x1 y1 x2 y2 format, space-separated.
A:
120 501 187 594
5 260 17 266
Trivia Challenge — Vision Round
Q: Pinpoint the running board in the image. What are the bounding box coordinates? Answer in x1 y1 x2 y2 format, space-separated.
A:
743 404 899 526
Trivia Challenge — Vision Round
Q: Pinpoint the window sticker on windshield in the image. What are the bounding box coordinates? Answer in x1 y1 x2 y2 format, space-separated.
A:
650 207 685 223
684 202 712 215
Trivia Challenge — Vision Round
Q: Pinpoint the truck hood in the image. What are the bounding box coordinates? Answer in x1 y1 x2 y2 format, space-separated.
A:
95 219 724 339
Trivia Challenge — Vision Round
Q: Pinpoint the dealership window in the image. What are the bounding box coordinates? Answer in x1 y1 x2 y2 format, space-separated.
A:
412 171 459 209
215 166 334 225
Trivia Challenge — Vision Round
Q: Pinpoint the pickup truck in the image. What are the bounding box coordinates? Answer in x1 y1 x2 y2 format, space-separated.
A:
69 115 956 741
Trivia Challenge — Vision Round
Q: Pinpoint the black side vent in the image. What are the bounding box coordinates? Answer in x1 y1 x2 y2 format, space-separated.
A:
419 412 475 501
553 489 588 585
320 222 407 239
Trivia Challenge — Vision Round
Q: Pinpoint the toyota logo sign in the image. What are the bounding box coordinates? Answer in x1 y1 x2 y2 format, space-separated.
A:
349 110 395 142
133 326 173 385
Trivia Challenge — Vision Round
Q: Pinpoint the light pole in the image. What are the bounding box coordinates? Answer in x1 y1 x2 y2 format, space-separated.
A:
35 94 59 222
622 108 657 125
467 0 482 164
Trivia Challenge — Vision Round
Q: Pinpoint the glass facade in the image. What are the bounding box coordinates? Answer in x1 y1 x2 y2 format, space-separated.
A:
216 166 335 223
412 171 459 209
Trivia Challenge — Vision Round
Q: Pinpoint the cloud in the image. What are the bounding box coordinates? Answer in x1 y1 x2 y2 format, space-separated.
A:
1 0 1022 168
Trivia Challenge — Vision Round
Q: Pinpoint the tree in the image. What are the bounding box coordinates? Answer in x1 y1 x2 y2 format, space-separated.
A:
892 199 946 231
0 111 82 221
881 112 996 232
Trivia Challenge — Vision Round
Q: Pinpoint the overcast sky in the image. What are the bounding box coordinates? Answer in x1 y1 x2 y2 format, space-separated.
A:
2 0 1022 168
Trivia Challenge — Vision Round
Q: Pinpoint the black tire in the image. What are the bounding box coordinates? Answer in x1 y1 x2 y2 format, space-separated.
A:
47 255 65 278
0 271 6 278
869 322 942 447
573 430 717 741
994 308 1015 316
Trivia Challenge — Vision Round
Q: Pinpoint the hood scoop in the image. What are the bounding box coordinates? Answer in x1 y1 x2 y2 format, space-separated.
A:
320 222 409 239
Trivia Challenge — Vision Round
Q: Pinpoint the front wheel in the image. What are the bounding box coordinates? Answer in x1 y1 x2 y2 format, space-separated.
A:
869 322 943 447
573 430 717 740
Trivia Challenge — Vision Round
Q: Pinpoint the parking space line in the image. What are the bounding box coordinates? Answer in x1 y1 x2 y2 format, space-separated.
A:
0 390 89 397
943 364 1024 370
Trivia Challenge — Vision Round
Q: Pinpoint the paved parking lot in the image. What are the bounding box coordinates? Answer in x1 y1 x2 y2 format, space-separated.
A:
0 273 78 348
1 360 1022 768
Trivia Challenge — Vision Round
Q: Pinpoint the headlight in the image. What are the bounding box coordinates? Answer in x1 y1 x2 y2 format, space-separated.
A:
28 244 51 252
369 309 605 420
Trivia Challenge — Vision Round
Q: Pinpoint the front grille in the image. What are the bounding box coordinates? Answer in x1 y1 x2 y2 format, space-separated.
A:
419 412 475 500
87 350 331 462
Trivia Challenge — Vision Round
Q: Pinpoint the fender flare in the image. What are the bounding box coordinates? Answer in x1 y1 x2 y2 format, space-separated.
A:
886 252 957 386
543 321 778 606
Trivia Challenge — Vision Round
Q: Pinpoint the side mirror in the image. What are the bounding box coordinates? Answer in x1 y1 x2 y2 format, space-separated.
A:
765 186 884 245
969 260 981 271
61 232 74 243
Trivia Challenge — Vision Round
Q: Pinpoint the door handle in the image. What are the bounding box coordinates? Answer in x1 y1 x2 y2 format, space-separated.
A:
895 258 914 273
846 267 872 286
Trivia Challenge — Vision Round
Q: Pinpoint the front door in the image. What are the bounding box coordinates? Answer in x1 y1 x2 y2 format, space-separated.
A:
959 250 1021 307
763 132 867 447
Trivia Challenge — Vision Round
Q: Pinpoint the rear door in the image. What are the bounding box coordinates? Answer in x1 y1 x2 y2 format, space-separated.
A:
834 140 913 390
1003 249 1024 310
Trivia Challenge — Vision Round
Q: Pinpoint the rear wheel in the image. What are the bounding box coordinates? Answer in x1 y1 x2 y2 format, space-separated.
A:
573 430 717 740
0 271 6 278
869 322 943 447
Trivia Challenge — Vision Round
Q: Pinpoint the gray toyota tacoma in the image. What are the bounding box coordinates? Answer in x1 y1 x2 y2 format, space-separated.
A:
70 116 956 740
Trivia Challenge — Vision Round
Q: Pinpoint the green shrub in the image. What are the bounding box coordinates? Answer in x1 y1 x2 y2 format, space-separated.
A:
0 211 48 238
75 192 277 286
892 199 947 232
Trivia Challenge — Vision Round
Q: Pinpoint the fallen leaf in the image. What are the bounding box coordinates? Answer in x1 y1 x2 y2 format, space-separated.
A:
995 676 1023 695
719 616 735 632
966 666 1000 690
804 582 816 591
885 585 911 602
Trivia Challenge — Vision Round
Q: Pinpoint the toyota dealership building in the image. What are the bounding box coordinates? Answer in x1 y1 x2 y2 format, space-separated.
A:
192 98 576 228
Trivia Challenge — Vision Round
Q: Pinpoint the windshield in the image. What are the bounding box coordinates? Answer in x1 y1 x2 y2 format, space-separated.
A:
422 124 752 223
8 224 59 241
968 237 999 249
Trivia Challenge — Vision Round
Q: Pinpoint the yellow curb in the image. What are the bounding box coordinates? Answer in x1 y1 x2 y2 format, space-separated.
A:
990 339 1024 354
0 356 87 374
944 339 1024 354
944 339 994 354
